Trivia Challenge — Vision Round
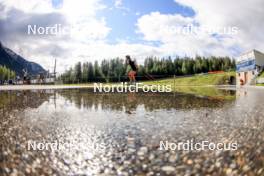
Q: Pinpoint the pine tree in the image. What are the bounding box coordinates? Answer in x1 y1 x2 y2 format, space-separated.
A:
87 62 94 82
74 62 82 83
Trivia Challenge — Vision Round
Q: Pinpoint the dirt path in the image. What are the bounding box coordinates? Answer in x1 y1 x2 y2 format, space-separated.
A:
0 85 93 90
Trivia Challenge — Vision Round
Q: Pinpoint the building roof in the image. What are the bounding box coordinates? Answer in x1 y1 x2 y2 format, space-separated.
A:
239 49 263 56
237 49 264 62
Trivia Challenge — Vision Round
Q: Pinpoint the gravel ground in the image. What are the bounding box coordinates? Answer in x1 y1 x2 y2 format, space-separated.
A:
0 88 264 175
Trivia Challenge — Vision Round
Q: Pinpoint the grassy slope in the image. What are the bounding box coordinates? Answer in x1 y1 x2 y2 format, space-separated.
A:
256 71 264 86
143 72 236 99
259 72 264 78
144 72 236 86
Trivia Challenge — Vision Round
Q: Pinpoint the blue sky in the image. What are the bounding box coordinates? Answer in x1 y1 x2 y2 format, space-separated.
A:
52 0 195 45
97 0 195 44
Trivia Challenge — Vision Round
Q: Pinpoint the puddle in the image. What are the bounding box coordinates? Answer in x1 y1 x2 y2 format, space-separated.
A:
0 88 264 175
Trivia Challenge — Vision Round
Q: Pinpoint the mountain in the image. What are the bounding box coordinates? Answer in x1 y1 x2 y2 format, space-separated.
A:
0 42 46 76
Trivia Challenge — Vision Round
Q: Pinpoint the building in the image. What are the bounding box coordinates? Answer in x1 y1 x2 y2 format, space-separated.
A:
236 50 264 85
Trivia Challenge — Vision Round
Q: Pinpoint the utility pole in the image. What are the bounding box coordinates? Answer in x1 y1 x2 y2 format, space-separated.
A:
54 58 57 78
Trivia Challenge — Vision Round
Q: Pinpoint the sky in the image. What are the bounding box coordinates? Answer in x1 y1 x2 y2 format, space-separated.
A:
0 0 264 73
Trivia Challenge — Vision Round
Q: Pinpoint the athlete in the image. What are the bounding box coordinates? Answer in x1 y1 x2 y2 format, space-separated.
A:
125 55 138 83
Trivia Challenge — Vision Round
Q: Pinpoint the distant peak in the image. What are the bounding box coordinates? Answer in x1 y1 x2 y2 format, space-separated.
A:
0 43 46 76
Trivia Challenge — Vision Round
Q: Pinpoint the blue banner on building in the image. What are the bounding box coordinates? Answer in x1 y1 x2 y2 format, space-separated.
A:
236 59 255 72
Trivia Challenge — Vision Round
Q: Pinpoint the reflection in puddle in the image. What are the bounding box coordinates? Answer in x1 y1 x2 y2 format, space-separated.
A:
1 88 264 175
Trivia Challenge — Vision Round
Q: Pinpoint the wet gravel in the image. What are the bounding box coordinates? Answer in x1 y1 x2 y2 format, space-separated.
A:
0 88 264 175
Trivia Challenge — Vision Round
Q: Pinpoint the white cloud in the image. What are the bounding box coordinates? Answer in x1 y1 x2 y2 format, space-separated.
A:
114 0 122 8
175 0 264 52
136 12 235 57
0 0 154 73
0 0 112 72
0 0 53 14
136 0 264 58
136 12 194 42
114 0 129 12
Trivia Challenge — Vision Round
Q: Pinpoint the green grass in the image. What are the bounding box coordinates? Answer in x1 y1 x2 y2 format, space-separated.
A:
256 71 264 86
143 72 236 86
172 86 235 100
259 71 264 78
142 72 236 99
